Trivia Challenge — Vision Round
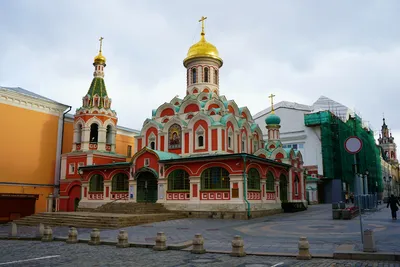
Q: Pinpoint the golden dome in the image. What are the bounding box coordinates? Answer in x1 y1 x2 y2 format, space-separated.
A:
94 51 106 65
184 35 222 66
183 17 222 67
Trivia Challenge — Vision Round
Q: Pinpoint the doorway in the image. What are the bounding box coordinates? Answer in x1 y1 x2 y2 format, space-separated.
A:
136 171 158 203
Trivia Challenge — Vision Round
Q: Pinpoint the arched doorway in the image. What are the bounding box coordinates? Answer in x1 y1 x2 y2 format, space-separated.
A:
136 170 158 203
279 174 288 203
74 198 80 211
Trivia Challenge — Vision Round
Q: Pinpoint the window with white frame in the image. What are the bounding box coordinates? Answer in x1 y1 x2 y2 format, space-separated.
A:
241 135 246 153
148 133 156 150
69 163 76 174
144 158 150 167
228 129 233 150
196 126 205 149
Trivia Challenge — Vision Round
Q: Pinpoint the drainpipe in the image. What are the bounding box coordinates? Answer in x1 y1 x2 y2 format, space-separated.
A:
56 106 72 194
242 154 251 218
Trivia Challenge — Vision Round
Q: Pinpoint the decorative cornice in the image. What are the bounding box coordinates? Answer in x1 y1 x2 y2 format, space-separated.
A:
0 88 69 116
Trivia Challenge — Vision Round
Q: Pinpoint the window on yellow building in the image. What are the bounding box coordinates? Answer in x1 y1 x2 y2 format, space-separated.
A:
127 145 132 157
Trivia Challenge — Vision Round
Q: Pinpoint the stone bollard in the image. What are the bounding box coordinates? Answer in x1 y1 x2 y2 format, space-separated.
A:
363 229 377 252
88 228 101 245
153 232 167 251
231 235 246 257
41 226 53 242
66 227 78 244
39 223 45 237
297 236 312 260
191 234 206 254
116 230 129 248
10 222 17 238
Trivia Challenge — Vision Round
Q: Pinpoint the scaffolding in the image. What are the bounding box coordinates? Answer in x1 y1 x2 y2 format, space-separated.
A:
304 111 383 193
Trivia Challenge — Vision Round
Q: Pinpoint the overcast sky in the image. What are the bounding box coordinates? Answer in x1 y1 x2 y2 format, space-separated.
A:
1 0 399 143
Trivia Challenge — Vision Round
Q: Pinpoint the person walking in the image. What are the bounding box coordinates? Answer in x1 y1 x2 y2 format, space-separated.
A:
387 194 400 220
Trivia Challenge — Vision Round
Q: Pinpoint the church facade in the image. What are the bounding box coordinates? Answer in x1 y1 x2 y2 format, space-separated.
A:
59 18 307 218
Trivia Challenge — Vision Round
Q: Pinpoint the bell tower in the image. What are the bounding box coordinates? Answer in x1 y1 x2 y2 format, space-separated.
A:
72 37 117 153
378 117 397 162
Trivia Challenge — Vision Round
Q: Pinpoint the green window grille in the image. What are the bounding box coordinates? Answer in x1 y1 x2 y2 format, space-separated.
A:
247 168 260 190
266 171 275 191
168 170 190 191
89 174 104 192
112 173 129 192
201 167 230 190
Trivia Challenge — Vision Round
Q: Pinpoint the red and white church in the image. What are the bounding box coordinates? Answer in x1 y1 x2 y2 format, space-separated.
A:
59 18 307 218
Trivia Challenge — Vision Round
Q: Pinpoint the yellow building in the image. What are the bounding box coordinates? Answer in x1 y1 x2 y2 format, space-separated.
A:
0 86 138 222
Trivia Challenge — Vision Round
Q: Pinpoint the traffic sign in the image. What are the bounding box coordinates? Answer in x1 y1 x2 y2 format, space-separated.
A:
344 136 363 154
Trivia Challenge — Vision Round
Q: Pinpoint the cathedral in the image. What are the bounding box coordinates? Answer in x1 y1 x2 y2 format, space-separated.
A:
59 18 307 218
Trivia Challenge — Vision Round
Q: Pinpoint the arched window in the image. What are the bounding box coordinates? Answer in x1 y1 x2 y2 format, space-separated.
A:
198 136 204 147
294 175 300 196
192 68 197 84
90 123 99 143
112 173 129 192
247 168 260 190
204 67 209 82
214 69 218 84
266 171 275 191
241 135 246 153
196 126 205 149
168 170 190 191
106 125 112 144
89 174 104 192
228 136 232 149
201 167 230 189
148 133 156 150
76 123 82 144
150 141 155 150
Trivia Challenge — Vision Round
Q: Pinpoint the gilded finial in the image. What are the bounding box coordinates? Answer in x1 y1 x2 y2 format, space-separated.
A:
268 94 276 113
199 16 207 36
99 37 104 52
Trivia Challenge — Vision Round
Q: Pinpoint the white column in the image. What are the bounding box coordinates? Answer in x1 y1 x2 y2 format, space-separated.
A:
97 127 107 151
81 126 90 150
208 128 212 152
230 174 244 203
217 128 222 151
189 176 201 203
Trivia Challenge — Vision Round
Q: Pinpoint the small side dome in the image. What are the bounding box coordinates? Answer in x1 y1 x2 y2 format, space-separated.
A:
265 113 281 125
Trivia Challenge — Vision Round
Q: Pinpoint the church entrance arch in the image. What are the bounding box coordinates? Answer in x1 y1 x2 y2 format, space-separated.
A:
136 169 158 203
279 174 288 203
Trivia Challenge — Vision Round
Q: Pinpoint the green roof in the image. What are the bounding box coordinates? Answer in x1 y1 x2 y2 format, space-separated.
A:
265 113 281 125
152 150 181 160
87 77 107 99
79 161 130 170
251 123 258 132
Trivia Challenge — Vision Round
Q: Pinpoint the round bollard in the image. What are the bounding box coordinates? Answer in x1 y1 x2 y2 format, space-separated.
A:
116 230 129 248
231 235 246 257
10 222 17 238
153 232 167 251
41 226 53 242
191 234 206 254
88 228 101 245
66 227 78 244
39 223 45 237
297 236 312 260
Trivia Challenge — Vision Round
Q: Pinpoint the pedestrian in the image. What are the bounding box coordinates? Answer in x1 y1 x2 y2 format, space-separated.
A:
386 194 400 220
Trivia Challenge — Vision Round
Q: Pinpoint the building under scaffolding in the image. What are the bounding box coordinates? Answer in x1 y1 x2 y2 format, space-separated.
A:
304 110 383 203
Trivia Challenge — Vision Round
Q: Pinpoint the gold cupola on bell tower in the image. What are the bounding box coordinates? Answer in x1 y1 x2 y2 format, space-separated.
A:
94 37 106 66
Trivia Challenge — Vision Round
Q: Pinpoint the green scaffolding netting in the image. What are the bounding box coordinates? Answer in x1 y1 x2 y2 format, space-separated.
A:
304 111 383 192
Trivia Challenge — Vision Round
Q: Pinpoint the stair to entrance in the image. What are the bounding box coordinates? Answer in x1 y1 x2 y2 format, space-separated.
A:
90 202 173 214
281 202 307 213
14 203 187 229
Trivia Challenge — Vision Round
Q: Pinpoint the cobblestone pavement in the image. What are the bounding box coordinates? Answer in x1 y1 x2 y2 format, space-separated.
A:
0 240 399 267
1 204 399 255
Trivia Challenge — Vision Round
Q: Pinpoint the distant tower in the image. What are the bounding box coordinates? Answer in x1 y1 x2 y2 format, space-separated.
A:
265 93 281 142
183 16 223 96
378 117 397 162
72 37 117 153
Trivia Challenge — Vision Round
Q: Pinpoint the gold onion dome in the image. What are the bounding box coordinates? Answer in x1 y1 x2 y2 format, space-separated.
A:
94 37 106 65
183 17 223 67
